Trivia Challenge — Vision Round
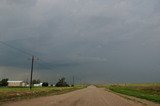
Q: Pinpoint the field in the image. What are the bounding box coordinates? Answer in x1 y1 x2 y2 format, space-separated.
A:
0 85 85 105
108 83 160 103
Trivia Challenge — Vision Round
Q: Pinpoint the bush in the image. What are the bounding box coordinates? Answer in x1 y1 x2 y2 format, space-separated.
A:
0 78 8 87
42 82 49 87
55 77 69 87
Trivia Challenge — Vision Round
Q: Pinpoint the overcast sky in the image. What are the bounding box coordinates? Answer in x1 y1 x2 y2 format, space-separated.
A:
0 0 160 84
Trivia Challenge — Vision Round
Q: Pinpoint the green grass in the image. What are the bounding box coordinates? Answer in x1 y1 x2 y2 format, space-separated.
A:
109 83 160 103
0 85 85 104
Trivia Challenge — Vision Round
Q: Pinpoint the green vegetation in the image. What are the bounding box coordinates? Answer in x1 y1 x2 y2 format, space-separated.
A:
32 79 41 84
0 85 85 105
55 77 69 87
109 83 160 103
0 78 8 87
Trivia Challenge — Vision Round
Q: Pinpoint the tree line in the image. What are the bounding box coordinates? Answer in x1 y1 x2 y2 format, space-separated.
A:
0 77 70 87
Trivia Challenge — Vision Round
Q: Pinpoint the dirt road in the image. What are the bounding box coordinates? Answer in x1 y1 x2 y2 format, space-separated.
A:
2 85 159 106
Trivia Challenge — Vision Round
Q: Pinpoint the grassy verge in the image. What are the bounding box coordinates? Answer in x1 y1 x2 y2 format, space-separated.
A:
109 83 160 103
0 85 85 105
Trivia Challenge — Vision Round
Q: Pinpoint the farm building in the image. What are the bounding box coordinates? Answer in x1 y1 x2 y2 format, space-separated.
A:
7 81 27 87
34 83 43 87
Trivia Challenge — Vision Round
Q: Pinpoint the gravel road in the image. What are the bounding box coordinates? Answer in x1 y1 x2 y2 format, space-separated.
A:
2 85 160 106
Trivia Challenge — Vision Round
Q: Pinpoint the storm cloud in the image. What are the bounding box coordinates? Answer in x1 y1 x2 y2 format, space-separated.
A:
0 0 160 83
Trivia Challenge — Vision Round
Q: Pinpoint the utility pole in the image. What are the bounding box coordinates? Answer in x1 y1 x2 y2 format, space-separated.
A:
29 56 39 90
73 76 74 87
30 56 34 90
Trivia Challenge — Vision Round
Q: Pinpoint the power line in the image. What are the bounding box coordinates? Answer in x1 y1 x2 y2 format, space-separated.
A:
0 40 33 56
0 40 57 70
0 40 62 83
35 61 63 78
38 59 58 69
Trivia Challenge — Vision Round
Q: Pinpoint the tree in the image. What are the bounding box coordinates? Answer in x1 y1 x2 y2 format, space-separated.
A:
55 77 69 87
32 79 41 84
42 82 48 87
0 78 8 87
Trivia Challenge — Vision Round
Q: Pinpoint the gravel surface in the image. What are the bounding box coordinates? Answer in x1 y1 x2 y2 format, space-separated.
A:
2 85 160 106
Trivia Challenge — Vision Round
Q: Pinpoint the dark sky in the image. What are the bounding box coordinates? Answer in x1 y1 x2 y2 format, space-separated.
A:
0 0 160 84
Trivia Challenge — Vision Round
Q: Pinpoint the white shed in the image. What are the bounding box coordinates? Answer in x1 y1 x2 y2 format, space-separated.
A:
34 83 43 87
7 81 27 87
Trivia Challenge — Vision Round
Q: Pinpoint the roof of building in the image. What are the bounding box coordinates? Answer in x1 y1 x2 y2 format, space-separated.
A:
7 81 23 83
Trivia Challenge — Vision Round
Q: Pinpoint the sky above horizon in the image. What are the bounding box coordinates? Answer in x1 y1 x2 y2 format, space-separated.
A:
0 0 160 84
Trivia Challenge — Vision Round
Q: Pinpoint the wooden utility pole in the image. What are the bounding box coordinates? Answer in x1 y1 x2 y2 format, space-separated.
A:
30 56 34 90
73 76 74 87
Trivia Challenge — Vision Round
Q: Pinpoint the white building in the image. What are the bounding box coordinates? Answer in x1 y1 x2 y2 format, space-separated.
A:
7 81 27 87
34 83 43 87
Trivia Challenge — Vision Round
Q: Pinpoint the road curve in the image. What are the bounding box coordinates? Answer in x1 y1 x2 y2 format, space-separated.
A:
2 85 159 106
